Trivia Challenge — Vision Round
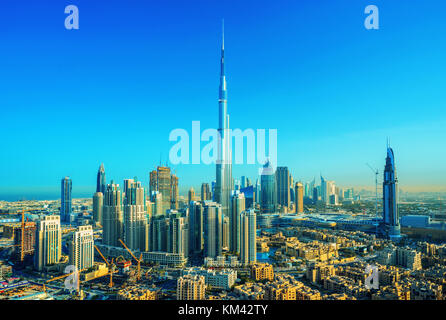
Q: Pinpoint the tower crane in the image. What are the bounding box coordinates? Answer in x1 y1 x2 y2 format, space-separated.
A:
94 245 117 288
0 209 36 262
119 239 143 281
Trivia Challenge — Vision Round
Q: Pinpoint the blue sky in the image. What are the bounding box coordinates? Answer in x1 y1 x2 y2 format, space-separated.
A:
1 0 445 199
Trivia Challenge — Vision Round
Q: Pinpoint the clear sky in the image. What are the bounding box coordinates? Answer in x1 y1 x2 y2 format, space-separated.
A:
1 0 445 200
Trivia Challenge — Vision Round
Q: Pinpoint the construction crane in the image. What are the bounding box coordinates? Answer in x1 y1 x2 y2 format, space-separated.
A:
119 239 142 281
366 163 379 235
94 245 116 288
0 209 35 262
43 267 88 293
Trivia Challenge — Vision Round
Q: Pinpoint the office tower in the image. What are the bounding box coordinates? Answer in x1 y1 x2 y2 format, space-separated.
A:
177 274 206 300
149 166 176 214
151 216 168 252
201 183 212 202
203 202 223 258
295 182 304 213
320 176 335 205
223 215 230 250
171 174 179 209
188 187 195 204
189 202 204 254
214 24 233 222
13 222 36 261
255 179 261 204
246 177 252 187
240 185 255 209
151 191 163 216
93 192 103 225
241 176 247 188
61 176 72 222
240 209 256 266
276 167 291 209
230 193 245 254
69 225 94 271
313 187 319 204
383 145 401 239
123 180 148 251
309 178 315 200
167 212 188 257
34 215 61 271
96 163 106 195
102 182 123 247
260 160 276 214
211 180 216 201
149 170 158 196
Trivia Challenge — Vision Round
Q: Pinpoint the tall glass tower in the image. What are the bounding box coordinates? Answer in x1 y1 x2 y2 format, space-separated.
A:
215 21 233 219
61 176 72 222
96 163 106 195
383 146 401 240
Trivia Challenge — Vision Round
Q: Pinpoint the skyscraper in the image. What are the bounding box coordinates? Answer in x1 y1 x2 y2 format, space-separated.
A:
203 202 223 258
149 166 178 214
201 183 212 202
276 167 291 209
103 182 124 247
260 160 276 214
171 174 179 209
189 201 204 254
214 22 233 221
188 187 195 204
96 163 106 195
230 192 245 254
123 180 148 251
34 215 62 271
383 145 401 240
295 182 304 213
93 192 103 225
69 225 94 271
168 212 188 257
61 176 72 223
240 209 256 266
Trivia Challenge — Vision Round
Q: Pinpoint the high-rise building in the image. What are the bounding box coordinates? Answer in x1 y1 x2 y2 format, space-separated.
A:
149 166 177 214
383 145 401 240
123 180 148 251
214 24 233 222
240 209 256 266
201 183 212 202
69 225 94 271
96 163 106 195
189 201 204 254
276 167 291 209
295 182 304 213
34 215 62 271
103 182 124 247
167 212 188 257
260 160 276 214
203 202 223 258
93 192 103 225
171 174 179 209
13 222 36 261
230 192 245 254
151 216 169 252
177 274 206 300
188 187 195 204
223 215 230 250
61 176 72 222
151 191 163 216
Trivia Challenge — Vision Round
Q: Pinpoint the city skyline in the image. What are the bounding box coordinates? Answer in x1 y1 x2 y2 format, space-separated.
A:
1 0 446 200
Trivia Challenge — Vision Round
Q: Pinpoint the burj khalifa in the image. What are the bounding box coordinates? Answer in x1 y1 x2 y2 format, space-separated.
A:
214 22 233 218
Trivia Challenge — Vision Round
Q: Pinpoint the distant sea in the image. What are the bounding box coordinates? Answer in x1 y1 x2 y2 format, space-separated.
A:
0 187 94 201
